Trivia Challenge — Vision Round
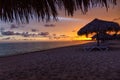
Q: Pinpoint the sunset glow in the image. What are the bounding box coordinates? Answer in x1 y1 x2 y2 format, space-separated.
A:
73 36 92 41
0 0 120 42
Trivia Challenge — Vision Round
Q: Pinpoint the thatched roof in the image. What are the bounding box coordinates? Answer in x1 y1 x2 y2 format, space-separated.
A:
77 18 120 36
0 0 117 23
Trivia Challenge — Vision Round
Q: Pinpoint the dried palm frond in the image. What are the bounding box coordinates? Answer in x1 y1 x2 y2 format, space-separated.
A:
77 18 120 36
0 0 117 23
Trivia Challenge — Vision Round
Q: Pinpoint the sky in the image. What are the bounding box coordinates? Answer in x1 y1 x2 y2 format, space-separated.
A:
0 0 120 42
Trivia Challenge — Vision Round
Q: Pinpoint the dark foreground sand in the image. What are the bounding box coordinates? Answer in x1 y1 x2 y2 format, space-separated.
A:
0 41 120 80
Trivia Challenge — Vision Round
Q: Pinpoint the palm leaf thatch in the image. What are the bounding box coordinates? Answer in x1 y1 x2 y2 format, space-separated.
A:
77 18 120 46
0 0 117 23
77 18 120 35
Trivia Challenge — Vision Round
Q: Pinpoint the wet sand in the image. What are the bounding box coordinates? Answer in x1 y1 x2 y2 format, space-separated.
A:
0 41 120 80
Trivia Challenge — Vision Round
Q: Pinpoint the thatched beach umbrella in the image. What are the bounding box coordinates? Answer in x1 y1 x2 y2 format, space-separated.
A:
0 0 117 23
92 33 113 41
77 18 120 46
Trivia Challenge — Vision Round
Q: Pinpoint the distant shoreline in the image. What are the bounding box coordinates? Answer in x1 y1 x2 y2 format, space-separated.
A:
0 40 94 57
0 40 93 43
0 41 93 58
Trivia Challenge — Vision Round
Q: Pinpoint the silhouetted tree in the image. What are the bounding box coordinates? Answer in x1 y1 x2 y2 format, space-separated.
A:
0 0 117 23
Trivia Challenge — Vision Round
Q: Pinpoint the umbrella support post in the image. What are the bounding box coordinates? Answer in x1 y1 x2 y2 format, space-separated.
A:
97 40 100 46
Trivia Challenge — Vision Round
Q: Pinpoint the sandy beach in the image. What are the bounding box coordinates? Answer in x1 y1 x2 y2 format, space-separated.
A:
0 41 120 80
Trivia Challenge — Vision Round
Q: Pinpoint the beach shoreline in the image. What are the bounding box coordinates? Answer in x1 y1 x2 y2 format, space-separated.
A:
0 41 94 58
0 41 120 80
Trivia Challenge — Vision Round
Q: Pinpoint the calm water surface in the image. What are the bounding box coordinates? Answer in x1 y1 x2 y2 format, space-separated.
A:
0 41 89 56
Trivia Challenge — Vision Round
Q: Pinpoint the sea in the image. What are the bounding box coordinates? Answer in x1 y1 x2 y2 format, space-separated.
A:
0 41 89 57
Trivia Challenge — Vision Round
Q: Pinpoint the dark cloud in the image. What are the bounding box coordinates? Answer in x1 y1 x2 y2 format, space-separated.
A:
1 31 70 40
21 32 30 37
1 30 39 37
1 31 51 38
60 35 66 37
60 35 70 38
2 37 11 40
1 31 23 36
53 37 60 39
38 32 49 37
15 32 22 35
1 31 15 36
31 29 39 32
44 24 55 27
29 33 38 37
20 32 37 37
48 34 70 40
